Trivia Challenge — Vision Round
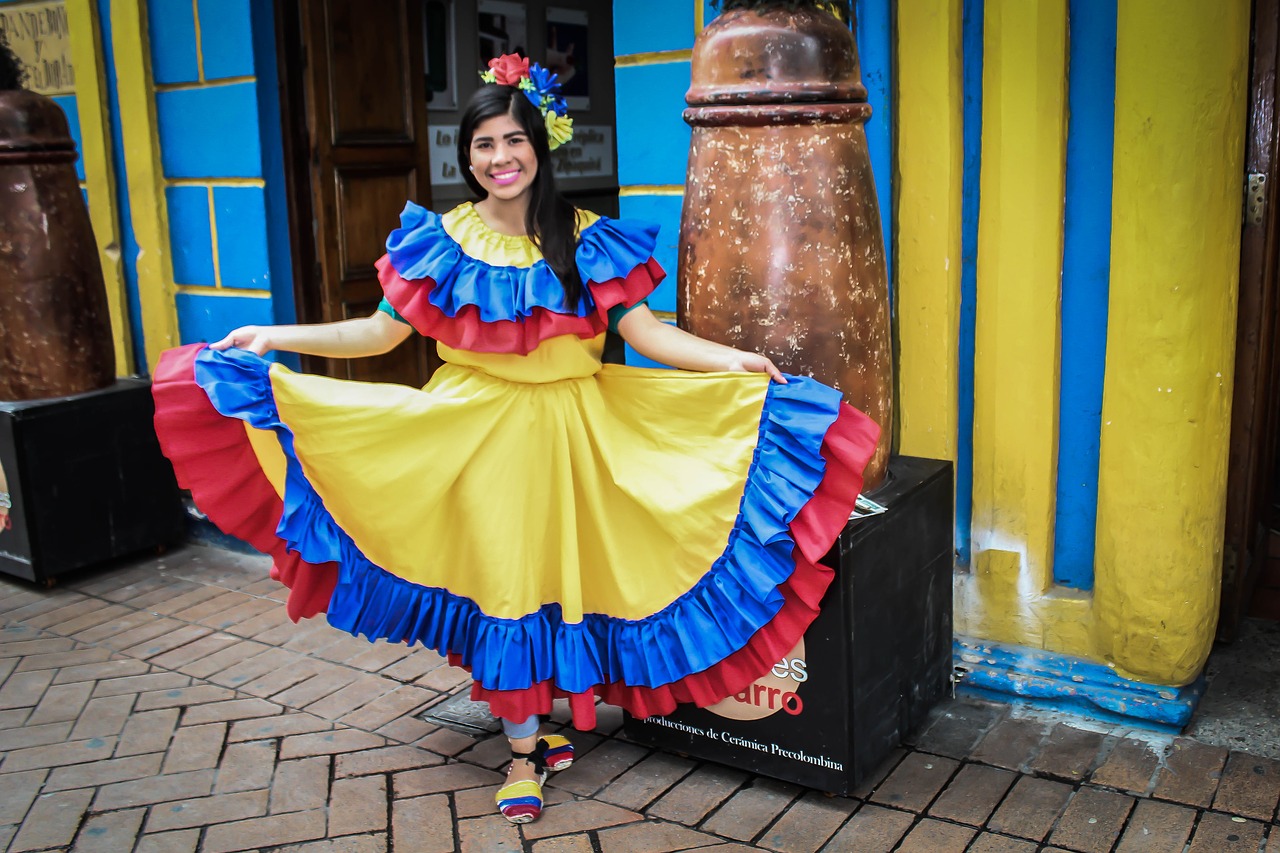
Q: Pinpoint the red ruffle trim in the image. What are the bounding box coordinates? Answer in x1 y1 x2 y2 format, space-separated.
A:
461 401 880 730
376 255 664 355
151 345 338 621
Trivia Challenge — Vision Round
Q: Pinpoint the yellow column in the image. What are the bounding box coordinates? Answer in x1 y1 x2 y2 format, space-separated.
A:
65 0 132 374
894 0 963 462
1093 0 1250 684
110 1 179 370
967 0 1068 640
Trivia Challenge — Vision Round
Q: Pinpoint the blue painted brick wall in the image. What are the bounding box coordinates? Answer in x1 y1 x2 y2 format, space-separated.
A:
199 0 256 79
156 84 264 178
165 186 216 286
616 62 692 187
176 292 274 343
213 186 271 289
147 0 200 84
615 0 695 55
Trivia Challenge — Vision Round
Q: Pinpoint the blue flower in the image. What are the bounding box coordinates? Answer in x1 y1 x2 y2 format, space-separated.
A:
527 63 562 100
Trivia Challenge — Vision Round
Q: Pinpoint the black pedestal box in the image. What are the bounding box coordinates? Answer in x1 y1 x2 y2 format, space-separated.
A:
0 379 185 584
624 456 953 794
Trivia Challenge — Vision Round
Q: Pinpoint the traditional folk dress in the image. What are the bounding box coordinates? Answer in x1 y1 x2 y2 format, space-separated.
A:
152 201 880 730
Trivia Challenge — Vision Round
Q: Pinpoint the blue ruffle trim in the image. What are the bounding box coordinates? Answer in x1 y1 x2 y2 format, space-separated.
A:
194 347 842 693
385 201 660 322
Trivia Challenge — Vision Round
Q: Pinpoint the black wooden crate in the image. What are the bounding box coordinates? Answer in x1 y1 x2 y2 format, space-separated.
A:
624 456 954 794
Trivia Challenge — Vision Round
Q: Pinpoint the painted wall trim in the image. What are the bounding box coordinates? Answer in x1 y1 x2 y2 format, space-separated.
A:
64 0 132 374
954 637 1204 730
615 50 693 67
111 0 180 371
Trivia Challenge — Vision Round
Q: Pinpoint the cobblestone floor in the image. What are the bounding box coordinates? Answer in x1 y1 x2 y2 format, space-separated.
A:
1 544 1278 852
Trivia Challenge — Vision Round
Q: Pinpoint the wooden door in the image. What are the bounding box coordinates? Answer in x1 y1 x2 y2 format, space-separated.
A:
295 0 437 385
1220 0 1280 639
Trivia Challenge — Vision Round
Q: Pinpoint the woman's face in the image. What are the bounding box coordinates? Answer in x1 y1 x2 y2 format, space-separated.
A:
468 111 538 204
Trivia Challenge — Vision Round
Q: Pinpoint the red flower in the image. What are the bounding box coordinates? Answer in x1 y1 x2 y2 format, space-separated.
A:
487 54 530 86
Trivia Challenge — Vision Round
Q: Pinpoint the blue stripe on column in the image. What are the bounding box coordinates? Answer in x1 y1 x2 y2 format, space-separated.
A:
1051 0 1116 589
956 0 983 567
855 0 893 293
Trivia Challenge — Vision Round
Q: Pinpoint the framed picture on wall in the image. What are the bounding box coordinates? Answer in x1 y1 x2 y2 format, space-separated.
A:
478 0 528 66
545 6 589 110
423 0 458 111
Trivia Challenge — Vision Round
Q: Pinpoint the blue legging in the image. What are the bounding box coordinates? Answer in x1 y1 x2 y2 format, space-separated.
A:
501 714 539 740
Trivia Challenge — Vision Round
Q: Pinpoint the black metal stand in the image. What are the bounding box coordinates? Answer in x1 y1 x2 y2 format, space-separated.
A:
624 456 954 794
0 379 185 584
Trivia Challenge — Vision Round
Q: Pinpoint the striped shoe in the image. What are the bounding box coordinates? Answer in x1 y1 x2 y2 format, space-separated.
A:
539 735 575 772
495 777 545 824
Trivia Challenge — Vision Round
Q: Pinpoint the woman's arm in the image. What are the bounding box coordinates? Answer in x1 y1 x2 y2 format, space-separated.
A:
616 305 787 383
210 310 414 358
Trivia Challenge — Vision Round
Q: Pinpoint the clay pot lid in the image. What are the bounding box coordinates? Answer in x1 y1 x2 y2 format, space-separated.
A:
687 6 867 106
0 90 76 153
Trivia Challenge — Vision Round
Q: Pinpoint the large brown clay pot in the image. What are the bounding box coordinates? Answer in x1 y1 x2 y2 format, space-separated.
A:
679 5 891 489
0 89 115 400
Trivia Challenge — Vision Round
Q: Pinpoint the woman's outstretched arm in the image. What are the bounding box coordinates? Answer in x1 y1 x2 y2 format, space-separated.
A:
616 305 787 383
210 311 414 359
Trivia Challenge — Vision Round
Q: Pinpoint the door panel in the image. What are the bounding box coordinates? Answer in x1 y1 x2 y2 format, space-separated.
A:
298 0 437 385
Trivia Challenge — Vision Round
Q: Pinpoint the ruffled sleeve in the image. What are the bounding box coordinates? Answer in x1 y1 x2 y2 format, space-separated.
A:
376 201 664 354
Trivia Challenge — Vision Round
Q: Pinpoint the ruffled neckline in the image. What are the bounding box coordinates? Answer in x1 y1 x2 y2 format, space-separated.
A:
444 202 600 268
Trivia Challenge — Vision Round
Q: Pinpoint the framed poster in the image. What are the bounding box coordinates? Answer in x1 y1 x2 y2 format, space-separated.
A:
545 6 589 110
0 2 74 95
477 0 528 67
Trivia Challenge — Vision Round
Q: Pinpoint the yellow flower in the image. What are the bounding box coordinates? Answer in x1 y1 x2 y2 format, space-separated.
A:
545 112 574 150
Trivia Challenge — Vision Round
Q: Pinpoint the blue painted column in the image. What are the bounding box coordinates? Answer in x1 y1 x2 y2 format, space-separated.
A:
1051 0 1116 589
855 0 893 292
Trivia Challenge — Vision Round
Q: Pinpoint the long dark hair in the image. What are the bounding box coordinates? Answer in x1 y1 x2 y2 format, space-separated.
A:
0 30 27 90
458 85 582 306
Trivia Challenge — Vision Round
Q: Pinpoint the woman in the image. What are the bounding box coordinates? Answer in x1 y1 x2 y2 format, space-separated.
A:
152 55 879 824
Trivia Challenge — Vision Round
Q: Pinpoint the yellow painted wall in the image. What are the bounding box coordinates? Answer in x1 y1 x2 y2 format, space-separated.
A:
897 0 1250 685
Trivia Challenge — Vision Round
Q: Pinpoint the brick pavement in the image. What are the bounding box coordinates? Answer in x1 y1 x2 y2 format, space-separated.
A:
1 544 1278 852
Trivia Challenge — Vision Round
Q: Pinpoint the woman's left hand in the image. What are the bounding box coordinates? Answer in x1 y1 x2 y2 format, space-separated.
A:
726 351 788 384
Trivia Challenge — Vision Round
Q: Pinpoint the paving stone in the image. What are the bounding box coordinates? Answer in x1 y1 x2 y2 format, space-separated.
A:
148 632 242 670
15 647 112 673
381 651 451 683
1185 811 1267 852
819 804 914 853
597 818 726 852
756 789 857 852
107 619 192 654
329 774 389 835
272 665 364 709
416 725 484 757
1029 723 1107 783
545 738 649 796
236 658 323 699
531 835 595 853
179 639 273 680
71 609 161 644
416 663 472 692
198 595 278 632
72 807 146 853
986 775 1073 841
1091 737 1163 794
338 683 437 731
392 793 458 852
91 671 194 697
0 719 72 751
0 636 75 657
456 813 523 852
523 798 644 840
394 762 505 796
122 624 216 660
135 684 239 711
144 789 270 832
895 818 976 852
0 768 48 824
70 693 136 739
928 762 1017 825
910 698 1006 759
25 680 93 728
0 668 55 708
22 597 113 630
971 717 1048 772
8 788 93 852
1046 786 1135 852
870 751 960 812
1152 737 1228 808
93 769 217 811
1114 798 1198 853
116 707 181 756
202 808 328 853
275 837 388 853
215 739 278 793
647 761 749 825
345 640 415 672
597 751 694 811
162 722 228 773
44 751 164 791
148 585 230 617
334 744 443 776
459 731 521 769
183 697 283 725
965 834 1039 853
229 712 334 742
270 756 332 813
280 728 387 759
702 777 803 842
1 734 116 772
1210 750 1280 821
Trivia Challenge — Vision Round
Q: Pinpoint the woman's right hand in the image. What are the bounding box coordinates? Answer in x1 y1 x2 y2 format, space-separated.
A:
211 326 274 355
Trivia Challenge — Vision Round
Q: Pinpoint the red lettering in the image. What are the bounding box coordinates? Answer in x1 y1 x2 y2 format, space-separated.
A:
766 686 781 708
782 692 803 715
753 684 766 704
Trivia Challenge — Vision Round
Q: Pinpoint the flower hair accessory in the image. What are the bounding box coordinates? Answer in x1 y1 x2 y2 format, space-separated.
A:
480 54 574 150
